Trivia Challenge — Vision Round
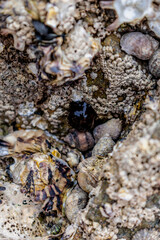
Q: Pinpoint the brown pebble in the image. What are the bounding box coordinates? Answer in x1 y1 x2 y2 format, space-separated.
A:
93 118 122 143
63 129 95 152
120 32 159 60
149 49 160 78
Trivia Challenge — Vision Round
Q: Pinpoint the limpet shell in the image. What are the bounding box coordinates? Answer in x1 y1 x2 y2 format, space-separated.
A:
120 32 159 60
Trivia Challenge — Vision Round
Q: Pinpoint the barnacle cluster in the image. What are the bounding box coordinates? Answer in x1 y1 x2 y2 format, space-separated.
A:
132 229 160 240
0 0 34 51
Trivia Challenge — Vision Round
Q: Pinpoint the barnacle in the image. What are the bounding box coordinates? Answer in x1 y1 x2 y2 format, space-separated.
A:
132 229 160 240
24 0 47 22
0 0 27 15
45 0 77 34
39 24 100 86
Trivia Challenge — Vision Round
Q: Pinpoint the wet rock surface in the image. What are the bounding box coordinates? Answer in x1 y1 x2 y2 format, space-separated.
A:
0 0 160 240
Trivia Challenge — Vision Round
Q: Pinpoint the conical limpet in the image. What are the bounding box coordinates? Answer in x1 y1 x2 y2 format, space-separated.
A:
120 32 159 60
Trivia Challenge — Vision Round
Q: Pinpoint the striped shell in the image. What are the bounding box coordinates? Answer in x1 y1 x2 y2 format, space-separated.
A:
10 153 76 214
63 130 95 152
0 130 76 215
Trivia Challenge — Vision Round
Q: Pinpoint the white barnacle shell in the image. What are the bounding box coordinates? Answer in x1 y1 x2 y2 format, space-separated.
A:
40 23 100 86
18 102 37 116
100 0 153 30
132 229 160 240
118 188 133 201
45 0 77 34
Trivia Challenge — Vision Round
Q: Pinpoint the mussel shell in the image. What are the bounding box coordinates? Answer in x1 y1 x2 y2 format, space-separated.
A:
68 101 97 131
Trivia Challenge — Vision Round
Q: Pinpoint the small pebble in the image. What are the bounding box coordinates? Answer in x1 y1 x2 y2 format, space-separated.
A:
120 32 159 60
149 49 160 78
92 133 115 157
93 118 122 143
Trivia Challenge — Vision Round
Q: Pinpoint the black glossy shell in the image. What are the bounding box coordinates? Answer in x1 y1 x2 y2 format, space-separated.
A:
68 101 97 131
